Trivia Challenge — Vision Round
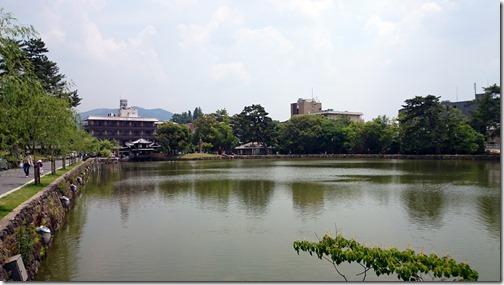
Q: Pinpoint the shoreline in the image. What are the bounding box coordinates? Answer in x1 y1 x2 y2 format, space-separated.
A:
125 153 501 162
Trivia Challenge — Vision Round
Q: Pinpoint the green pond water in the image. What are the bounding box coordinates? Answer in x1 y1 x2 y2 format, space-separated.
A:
35 158 500 281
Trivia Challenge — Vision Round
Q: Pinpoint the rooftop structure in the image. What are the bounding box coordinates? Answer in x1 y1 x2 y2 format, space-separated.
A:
118 99 139 117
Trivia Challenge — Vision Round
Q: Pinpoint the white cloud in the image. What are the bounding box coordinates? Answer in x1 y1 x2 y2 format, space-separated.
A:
177 5 244 49
420 2 443 14
129 25 158 46
280 0 334 19
363 1 445 47
210 62 251 84
1 0 497 121
364 15 400 46
238 26 293 53
57 5 169 82
177 5 292 53
82 19 127 61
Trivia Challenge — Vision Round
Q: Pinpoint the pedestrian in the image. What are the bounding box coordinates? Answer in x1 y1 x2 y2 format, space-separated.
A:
23 152 33 177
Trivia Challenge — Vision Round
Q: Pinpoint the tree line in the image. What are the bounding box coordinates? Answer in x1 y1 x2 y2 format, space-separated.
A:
0 9 116 179
159 88 499 156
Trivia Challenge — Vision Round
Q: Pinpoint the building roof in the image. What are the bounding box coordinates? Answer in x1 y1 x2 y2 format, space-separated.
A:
235 142 273 149
84 115 159 122
129 138 153 144
123 138 160 149
293 110 364 117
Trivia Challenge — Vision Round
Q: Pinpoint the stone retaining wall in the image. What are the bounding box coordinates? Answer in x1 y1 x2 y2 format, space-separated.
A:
0 159 95 281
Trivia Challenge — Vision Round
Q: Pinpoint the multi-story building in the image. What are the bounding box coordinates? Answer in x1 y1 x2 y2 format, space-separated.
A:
82 100 159 146
290 98 322 117
290 98 363 122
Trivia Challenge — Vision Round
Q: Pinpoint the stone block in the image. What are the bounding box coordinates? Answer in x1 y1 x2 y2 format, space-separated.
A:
4 254 28 281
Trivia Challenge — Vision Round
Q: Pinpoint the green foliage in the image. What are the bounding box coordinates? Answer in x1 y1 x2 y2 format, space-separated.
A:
97 139 118 157
57 180 67 196
277 115 325 154
15 222 36 263
359 116 398 154
399 95 484 155
192 106 203 121
470 84 500 141
399 95 445 154
0 9 85 172
276 115 399 155
212 108 230 123
293 233 478 281
19 38 81 107
193 114 238 153
156 122 192 155
232 104 275 147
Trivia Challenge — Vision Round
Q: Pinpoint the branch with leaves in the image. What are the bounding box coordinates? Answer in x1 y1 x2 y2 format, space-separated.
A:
293 232 478 281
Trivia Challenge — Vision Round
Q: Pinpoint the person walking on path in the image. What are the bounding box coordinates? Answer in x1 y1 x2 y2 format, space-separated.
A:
22 152 33 177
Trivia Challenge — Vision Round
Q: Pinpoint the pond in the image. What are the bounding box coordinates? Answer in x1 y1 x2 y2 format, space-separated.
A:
35 158 500 281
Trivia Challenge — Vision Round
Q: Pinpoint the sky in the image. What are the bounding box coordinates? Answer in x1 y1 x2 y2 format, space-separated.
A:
1 0 501 122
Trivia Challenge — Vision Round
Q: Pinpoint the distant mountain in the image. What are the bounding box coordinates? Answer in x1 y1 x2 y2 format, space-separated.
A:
79 107 173 122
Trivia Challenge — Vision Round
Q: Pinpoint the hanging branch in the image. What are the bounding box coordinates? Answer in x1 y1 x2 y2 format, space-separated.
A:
293 232 478 281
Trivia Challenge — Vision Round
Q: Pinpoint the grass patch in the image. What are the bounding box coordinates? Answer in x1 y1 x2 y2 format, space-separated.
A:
0 165 76 219
178 153 221 159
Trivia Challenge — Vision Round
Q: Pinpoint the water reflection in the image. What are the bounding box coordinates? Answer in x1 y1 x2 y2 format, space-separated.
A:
476 195 501 240
291 182 326 219
400 184 446 229
233 180 274 218
35 159 500 281
158 180 192 201
194 179 232 212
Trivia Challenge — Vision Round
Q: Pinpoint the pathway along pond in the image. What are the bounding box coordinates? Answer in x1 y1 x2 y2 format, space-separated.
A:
35 159 500 281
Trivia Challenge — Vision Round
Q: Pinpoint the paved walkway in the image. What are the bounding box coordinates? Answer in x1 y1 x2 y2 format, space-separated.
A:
0 159 74 199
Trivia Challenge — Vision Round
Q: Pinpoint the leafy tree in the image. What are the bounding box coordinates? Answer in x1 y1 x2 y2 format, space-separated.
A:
212 108 230 123
470 84 500 141
20 38 81 107
193 114 238 153
171 110 194 124
294 232 478 281
439 107 484 154
318 117 348 154
96 139 118 157
277 115 325 154
0 10 84 180
359 116 397 154
399 95 484 155
399 95 445 154
192 106 203 121
232 104 275 149
341 121 365 153
156 122 192 155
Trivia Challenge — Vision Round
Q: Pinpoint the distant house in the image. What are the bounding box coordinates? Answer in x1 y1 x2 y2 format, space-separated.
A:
235 142 274 155
119 138 160 159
